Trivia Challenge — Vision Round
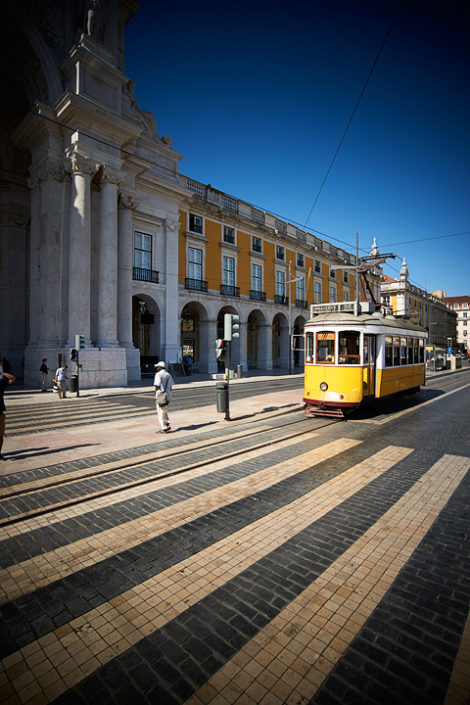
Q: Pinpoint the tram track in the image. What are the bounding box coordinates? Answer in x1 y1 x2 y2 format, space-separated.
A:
0 414 340 528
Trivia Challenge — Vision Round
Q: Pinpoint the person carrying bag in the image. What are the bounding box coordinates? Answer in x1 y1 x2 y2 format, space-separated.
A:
154 361 174 433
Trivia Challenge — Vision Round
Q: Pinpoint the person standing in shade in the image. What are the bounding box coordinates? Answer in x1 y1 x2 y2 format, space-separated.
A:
0 370 16 460
154 361 174 433
40 359 49 392
54 364 68 399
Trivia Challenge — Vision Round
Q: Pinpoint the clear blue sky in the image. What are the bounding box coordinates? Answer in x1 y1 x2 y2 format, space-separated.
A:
125 0 470 297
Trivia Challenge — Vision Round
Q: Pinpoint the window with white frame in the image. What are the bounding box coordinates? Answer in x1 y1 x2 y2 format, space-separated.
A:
134 232 152 270
223 256 235 287
343 271 349 284
329 285 337 302
223 226 235 244
276 270 286 297
251 263 262 292
314 281 321 304
276 245 285 261
252 236 262 253
343 289 350 302
463 303 469 309
330 266 336 279
296 278 305 301
188 247 203 281
189 213 203 234
296 253 304 267
314 260 321 273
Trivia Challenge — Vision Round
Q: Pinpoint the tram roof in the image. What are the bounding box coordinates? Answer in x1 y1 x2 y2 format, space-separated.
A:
306 311 427 334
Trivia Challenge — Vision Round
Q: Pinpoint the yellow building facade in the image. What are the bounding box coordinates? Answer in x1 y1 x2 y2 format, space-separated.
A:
176 176 359 374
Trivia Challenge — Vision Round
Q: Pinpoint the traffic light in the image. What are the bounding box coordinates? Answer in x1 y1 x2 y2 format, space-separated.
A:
75 334 85 350
216 338 227 361
224 313 240 341
70 348 77 361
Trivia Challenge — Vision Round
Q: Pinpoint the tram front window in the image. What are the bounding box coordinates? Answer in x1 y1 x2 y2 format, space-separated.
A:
317 332 335 363
339 331 360 364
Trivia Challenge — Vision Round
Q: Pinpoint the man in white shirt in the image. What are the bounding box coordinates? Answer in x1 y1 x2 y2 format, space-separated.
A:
54 364 68 399
154 361 174 433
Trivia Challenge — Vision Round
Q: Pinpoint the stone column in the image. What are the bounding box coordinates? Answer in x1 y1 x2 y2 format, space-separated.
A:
64 150 96 345
239 320 248 371
262 322 273 370
202 318 219 375
97 165 121 346
117 193 137 348
27 179 41 346
162 217 181 363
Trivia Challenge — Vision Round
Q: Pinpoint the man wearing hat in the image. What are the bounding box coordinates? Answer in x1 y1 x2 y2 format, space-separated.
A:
154 361 174 433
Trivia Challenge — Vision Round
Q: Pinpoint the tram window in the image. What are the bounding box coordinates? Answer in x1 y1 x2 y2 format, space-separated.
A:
338 331 360 364
419 338 424 363
413 338 419 364
400 337 407 365
407 338 413 364
305 332 314 362
317 332 335 363
393 337 400 366
385 336 393 366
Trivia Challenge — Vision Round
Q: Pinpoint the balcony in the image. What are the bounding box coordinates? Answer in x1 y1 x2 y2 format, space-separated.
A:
295 299 308 309
185 278 208 292
133 267 159 283
220 284 240 297
250 290 266 301
274 294 289 306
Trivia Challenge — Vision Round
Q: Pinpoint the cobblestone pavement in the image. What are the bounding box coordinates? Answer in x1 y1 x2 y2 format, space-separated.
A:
0 371 469 705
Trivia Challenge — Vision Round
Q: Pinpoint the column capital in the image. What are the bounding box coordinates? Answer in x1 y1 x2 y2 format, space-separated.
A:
64 148 97 178
99 164 123 186
28 159 64 191
165 217 179 233
118 192 139 211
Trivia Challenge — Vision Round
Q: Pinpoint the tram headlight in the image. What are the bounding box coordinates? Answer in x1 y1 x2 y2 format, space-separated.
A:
320 382 328 391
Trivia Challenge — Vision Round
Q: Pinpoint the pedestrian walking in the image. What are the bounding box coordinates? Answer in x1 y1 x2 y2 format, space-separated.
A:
40 358 49 391
54 364 68 398
0 370 16 460
154 361 174 433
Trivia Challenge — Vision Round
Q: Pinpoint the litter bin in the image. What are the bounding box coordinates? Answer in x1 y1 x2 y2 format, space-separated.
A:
237 364 243 379
69 374 78 393
216 381 228 413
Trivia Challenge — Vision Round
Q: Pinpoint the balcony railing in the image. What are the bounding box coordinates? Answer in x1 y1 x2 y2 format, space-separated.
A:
250 290 266 301
220 284 240 297
295 299 308 308
133 267 159 283
274 294 289 305
185 278 208 292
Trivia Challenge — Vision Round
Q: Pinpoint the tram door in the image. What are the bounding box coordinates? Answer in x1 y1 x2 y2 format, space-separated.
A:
363 335 376 397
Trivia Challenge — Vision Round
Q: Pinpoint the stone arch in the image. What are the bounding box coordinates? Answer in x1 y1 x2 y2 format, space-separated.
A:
180 301 210 371
247 308 268 369
292 314 307 369
272 311 289 369
132 294 161 373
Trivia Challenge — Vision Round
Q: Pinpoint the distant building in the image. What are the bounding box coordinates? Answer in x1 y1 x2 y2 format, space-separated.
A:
380 260 456 348
440 296 470 352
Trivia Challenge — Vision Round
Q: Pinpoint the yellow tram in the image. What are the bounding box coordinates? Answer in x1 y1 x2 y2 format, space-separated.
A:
303 306 427 417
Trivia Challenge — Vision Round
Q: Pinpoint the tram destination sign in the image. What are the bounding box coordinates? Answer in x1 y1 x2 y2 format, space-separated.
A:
309 302 376 316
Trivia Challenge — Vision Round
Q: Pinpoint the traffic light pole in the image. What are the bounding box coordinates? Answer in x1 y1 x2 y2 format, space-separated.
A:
224 340 231 421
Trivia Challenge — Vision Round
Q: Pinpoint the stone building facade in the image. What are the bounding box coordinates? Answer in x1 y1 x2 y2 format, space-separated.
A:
2 0 370 387
380 261 457 348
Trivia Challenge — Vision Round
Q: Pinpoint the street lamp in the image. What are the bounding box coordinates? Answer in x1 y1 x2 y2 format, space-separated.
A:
287 261 303 375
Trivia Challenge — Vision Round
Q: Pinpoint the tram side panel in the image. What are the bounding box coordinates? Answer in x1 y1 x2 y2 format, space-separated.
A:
376 365 425 398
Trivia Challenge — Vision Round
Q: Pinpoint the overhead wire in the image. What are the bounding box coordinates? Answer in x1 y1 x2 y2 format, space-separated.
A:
304 0 404 227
